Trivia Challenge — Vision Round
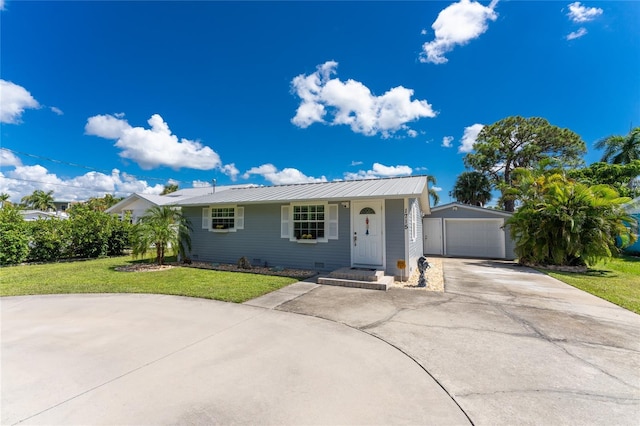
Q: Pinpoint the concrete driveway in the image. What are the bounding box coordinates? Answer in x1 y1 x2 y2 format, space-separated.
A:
1 293 467 425
279 258 640 425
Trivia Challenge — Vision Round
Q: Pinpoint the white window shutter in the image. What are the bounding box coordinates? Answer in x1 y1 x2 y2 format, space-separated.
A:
235 207 244 230
202 207 211 229
281 205 290 238
411 202 418 241
328 204 339 239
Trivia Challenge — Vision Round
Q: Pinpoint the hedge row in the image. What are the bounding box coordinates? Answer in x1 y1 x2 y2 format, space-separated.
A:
0 204 131 266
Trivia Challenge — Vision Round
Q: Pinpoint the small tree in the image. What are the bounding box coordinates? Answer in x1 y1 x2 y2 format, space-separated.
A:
0 205 29 265
507 172 635 267
451 171 492 207
131 206 192 265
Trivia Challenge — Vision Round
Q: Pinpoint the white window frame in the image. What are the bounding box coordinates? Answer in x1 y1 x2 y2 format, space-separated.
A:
281 202 338 243
202 205 244 232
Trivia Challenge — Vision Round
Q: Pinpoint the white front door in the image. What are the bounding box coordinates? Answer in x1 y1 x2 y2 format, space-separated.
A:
423 218 443 255
352 200 384 266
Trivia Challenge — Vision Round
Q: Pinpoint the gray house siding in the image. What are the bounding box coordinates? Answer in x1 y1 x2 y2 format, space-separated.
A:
384 199 406 277
183 203 351 272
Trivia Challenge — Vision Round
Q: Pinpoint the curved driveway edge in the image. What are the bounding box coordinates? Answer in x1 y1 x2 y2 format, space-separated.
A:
1 293 469 425
279 258 640 425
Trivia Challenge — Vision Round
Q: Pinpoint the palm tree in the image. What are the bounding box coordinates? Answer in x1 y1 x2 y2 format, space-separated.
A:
595 127 640 164
21 189 56 211
131 206 192 265
0 193 11 208
427 175 440 206
87 194 122 211
161 183 179 195
451 171 492 207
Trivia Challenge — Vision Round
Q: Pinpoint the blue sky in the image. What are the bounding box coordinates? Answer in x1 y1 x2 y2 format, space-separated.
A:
1 0 638 204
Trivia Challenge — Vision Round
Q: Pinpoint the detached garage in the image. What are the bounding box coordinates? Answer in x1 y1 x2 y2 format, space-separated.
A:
423 203 516 260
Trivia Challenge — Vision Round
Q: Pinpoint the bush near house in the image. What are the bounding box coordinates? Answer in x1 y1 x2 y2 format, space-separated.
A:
508 173 635 267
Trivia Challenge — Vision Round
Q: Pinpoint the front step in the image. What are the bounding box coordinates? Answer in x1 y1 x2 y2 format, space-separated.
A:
317 275 394 291
325 267 385 282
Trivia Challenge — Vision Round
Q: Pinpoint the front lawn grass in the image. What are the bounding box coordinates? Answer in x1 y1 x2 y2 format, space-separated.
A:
541 256 640 314
0 256 299 303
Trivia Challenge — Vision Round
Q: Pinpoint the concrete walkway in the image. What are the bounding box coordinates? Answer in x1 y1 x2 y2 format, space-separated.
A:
279 258 640 425
1 293 468 425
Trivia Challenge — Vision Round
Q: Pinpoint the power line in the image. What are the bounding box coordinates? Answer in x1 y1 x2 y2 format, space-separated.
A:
1 176 128 193
1 147 189 185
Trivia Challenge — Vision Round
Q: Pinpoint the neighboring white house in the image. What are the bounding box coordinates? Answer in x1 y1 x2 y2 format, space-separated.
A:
106 185 255 223
20 210 69 221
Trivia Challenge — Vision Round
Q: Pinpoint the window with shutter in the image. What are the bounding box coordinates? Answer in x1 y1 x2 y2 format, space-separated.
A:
282 202 337 243
281 205 290 238
202 208 211 229
206 205 243 232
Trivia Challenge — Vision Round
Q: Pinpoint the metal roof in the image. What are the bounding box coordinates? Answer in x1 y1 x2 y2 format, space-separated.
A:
175 175 430 212
105 185 255 214
430 202 512 217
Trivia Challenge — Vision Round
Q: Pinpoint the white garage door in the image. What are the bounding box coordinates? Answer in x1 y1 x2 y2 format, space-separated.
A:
445 219 505 259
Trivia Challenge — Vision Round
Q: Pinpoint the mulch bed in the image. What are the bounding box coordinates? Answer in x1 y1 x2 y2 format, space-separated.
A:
115 260 316 279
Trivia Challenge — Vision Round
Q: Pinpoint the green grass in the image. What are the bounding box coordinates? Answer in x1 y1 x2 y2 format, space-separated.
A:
541 256 640 314
0 256 299 303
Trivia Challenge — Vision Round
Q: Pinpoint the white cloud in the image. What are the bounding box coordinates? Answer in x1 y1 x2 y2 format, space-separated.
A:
567 2 603 23
420 0 498 64
566 27 588 40
0 1 5 12
242 163 327 185
0 80 40 124
85 113 132 139
351 160 363 166
50 106 64 116
344 163 413 180
85 113 235 176
0 164 166 203
291 61 436 138
442 135 454 147
432 186 443 192
1 148 22 167
192 180 211 188
459 123 484 153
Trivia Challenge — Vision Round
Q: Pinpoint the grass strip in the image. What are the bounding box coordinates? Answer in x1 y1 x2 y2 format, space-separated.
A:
540 256 640 314
0 256 299 303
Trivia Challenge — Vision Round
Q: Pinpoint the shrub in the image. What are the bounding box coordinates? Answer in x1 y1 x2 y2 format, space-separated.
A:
0 206 29 265
508 173 635 266
68 204 112 258
26 218 71 262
